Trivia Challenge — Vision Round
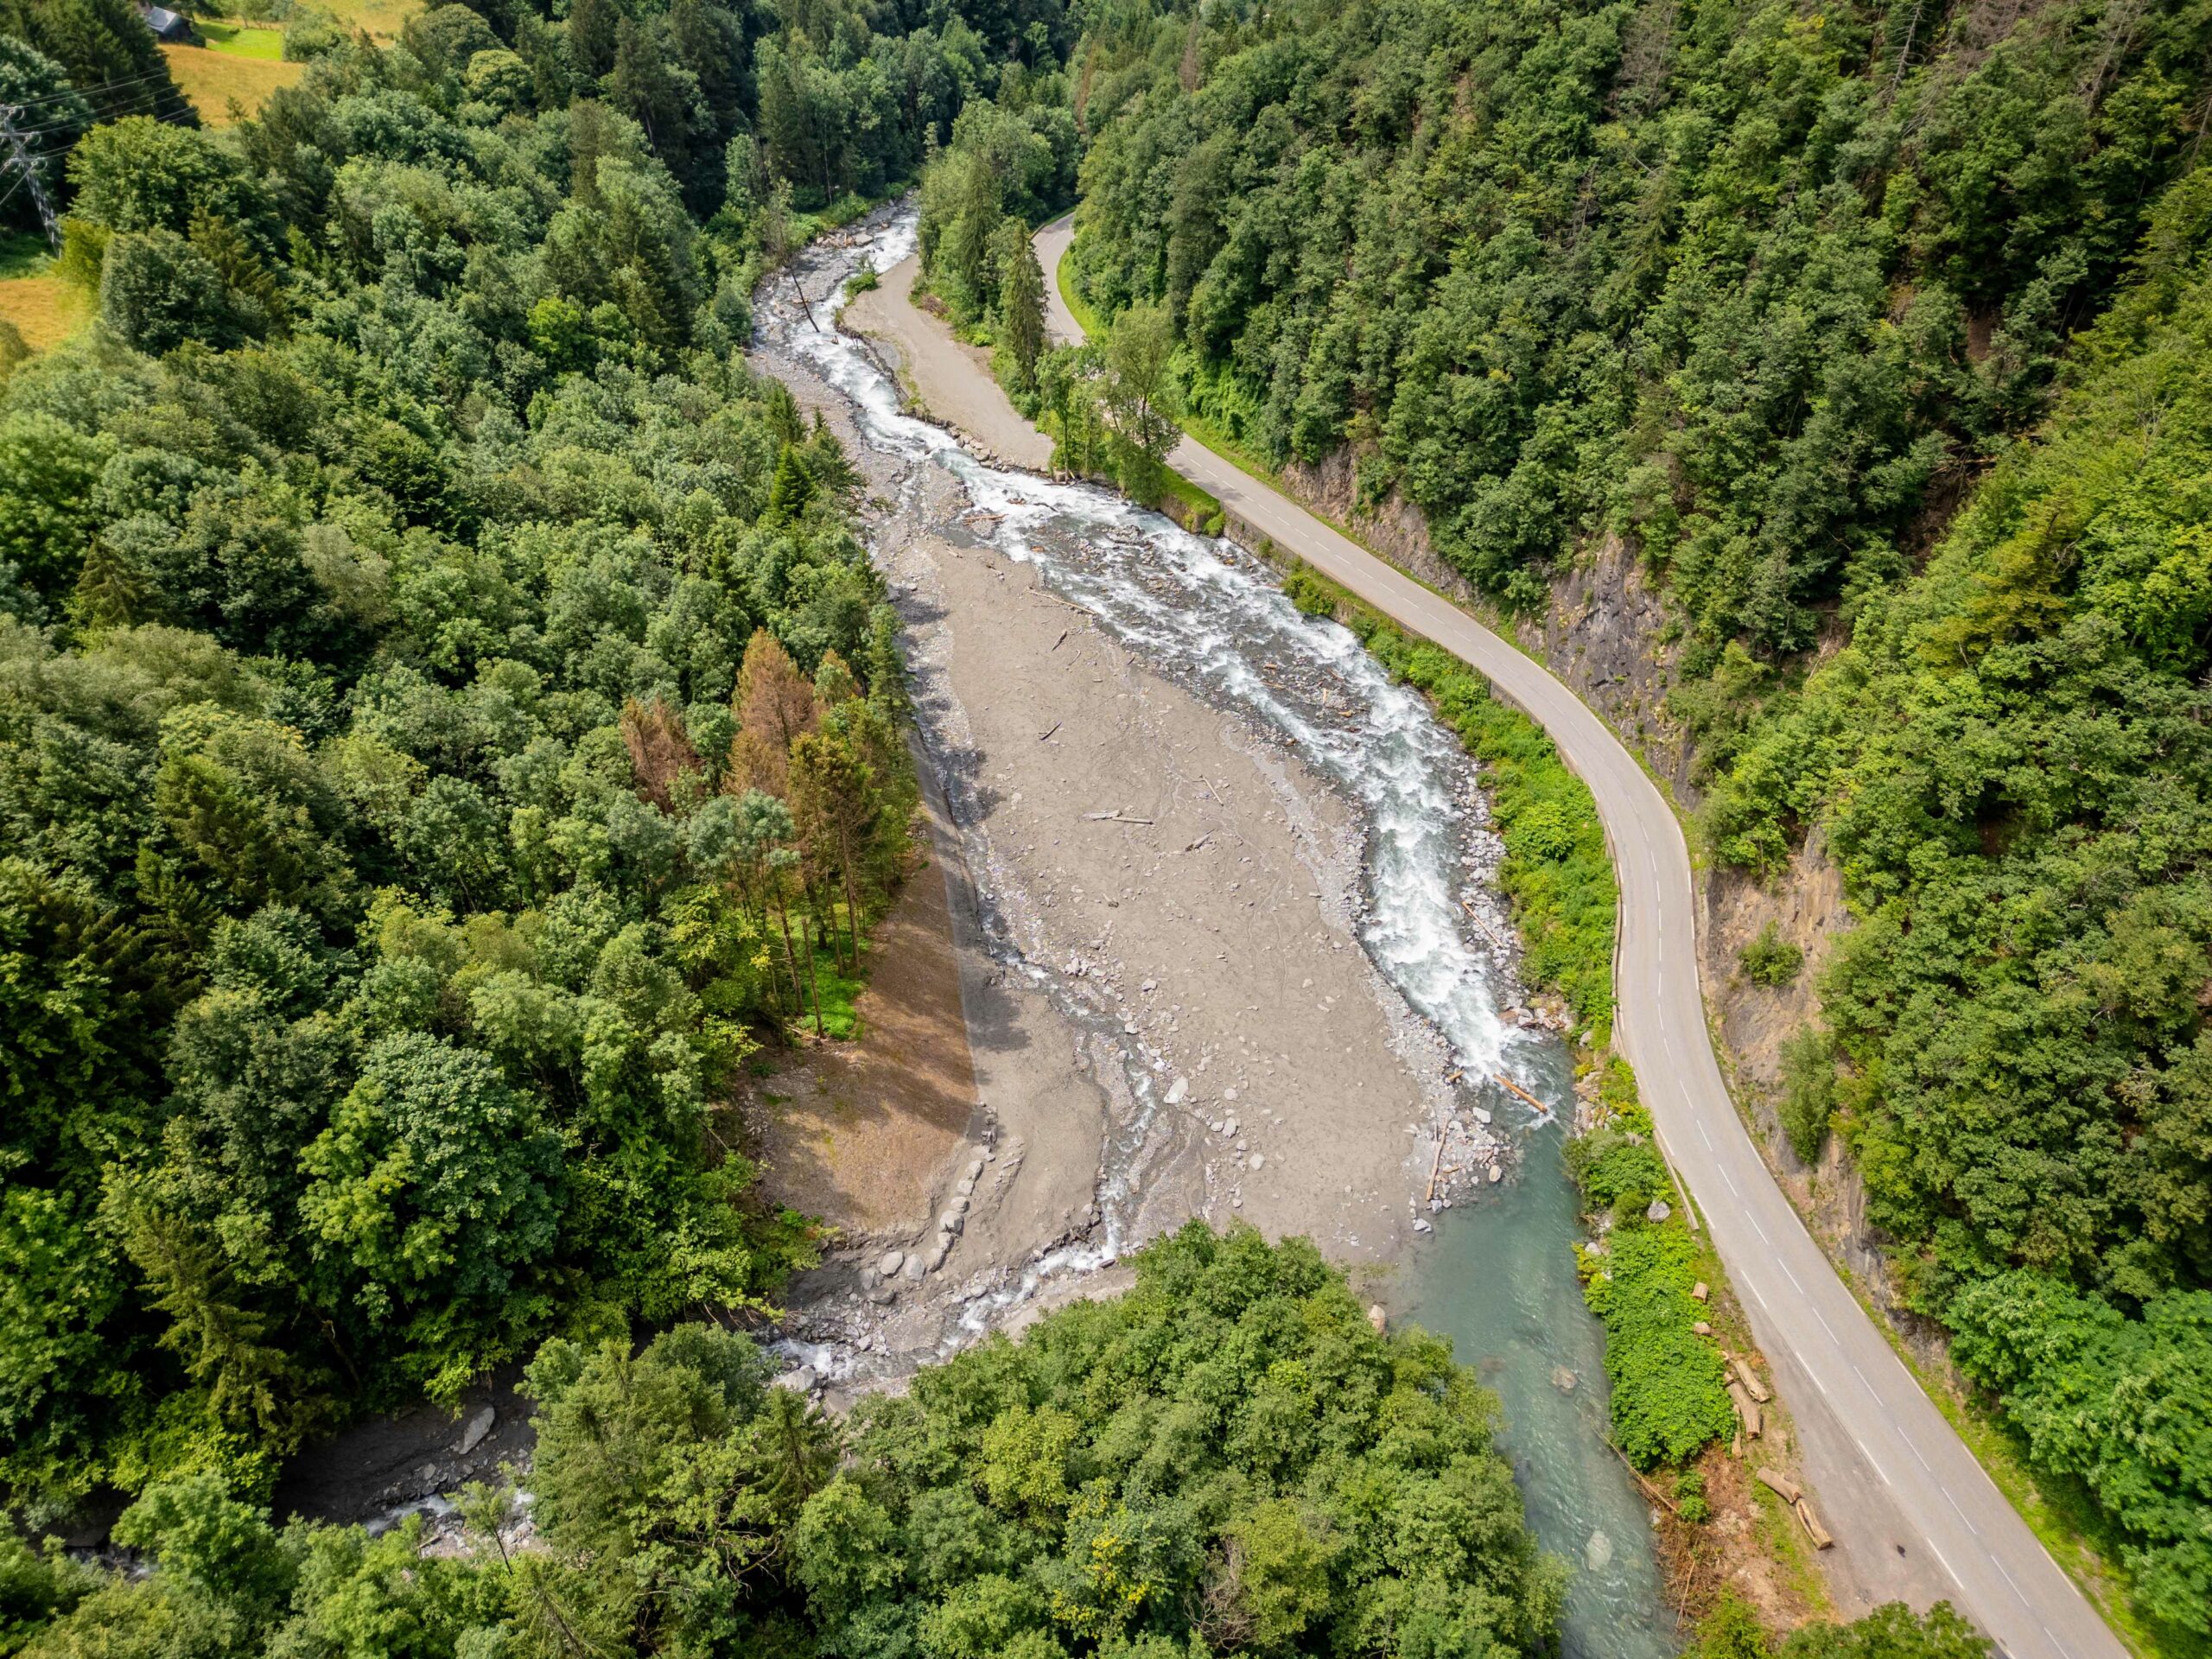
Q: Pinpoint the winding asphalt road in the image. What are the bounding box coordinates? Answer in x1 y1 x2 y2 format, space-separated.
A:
1034 218 2126 1659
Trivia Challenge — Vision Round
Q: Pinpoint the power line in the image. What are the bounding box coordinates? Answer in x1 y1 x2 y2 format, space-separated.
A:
1 60 224 243
28 95 201 154
17 78 195 135
0 83 200 242
0 67 176 116
0 103 61 247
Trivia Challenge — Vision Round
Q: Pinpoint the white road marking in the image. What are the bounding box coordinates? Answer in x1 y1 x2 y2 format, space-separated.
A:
1924 1537 1966 1595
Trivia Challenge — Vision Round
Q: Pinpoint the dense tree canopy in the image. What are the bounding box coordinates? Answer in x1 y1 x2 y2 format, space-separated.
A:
1066 0 2212 653
0 0 1024 1515
1706 170 2212 1630
1 1226 1574 1659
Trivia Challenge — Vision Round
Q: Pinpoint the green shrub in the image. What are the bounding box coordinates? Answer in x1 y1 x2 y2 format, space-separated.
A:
1692 1590 1774 1659
1675 1468 1712 1524
1579 1222 1736 1466
1283 563 1343 617
1738 920 1802 986
1567 1059 1732 1465
1777 1027 1835 1164
1567 1128 1669 1214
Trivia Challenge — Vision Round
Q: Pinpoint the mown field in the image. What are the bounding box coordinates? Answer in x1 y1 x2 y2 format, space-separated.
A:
160 41 303 124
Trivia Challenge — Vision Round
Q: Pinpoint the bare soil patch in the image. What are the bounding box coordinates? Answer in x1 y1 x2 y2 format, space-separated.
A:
748 817 978 1240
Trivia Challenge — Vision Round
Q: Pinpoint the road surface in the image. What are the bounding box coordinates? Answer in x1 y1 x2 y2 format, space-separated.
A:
1034 217 2126 1659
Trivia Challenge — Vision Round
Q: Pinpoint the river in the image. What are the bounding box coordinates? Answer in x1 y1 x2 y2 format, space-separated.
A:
760 206 1675 1659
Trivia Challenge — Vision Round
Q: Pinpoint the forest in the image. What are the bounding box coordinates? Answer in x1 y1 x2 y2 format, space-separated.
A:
4 1224 1990 1659
1052 0 2212 1638
0 0 1068 1526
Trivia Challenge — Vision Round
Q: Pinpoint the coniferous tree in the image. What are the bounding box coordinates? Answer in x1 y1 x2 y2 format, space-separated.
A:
789 727 875 972
567 0 620 80
728 629 819 798
998 213 1046 394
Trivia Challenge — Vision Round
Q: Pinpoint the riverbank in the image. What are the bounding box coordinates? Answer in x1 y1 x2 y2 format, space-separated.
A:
1029 207 2101 1656
741 219 1525 1404
1274 551 1834 1639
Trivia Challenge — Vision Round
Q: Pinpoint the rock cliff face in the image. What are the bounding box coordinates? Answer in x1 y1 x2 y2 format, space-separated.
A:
1266 443 1927 1333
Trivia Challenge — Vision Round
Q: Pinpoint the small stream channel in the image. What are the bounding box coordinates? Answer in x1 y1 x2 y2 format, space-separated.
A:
764 207 1675 1659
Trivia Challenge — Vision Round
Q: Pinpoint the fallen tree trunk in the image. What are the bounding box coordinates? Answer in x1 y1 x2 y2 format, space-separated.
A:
1726 1381 1763 1439
1795 1497 1834 1549
1753 1467 1802 1503
1731 1357 1773 1403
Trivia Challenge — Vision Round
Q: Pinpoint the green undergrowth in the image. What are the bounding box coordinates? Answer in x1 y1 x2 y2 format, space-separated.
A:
1568 1060 1737 1468
804 912 878 1043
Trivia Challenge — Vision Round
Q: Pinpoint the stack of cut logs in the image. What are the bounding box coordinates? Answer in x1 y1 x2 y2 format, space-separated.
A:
1728 1351 1834 1550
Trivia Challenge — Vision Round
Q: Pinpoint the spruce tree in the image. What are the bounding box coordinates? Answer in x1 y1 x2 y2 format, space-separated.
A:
998 215 1046 396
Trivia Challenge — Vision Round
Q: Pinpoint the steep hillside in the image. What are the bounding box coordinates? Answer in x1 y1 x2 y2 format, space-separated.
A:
1072 0 2206 662
1060 0 2212 1642
1707 175 2212 1640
